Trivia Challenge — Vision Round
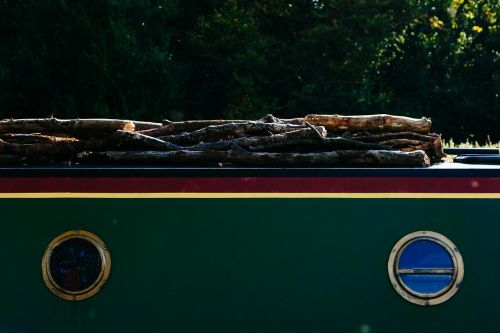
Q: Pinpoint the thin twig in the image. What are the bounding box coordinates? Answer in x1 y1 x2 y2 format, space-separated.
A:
305 121 326 141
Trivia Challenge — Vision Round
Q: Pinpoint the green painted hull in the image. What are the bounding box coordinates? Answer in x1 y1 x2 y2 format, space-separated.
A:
0 198 494 332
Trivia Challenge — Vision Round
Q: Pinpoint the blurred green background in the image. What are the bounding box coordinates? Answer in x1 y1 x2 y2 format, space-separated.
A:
0 0 498 142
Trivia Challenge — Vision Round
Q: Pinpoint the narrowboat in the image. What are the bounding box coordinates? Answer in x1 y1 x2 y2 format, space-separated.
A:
1 159 499 333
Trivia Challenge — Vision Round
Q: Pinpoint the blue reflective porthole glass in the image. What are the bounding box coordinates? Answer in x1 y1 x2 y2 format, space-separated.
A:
399 274 452 295
397 240 454 297
388 231 464 306
398 240 453 270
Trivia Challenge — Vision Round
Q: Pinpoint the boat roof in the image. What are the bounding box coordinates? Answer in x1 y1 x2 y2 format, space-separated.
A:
0 162 499 177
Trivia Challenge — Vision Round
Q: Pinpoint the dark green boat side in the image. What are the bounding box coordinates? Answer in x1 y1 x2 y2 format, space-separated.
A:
0 165 498 333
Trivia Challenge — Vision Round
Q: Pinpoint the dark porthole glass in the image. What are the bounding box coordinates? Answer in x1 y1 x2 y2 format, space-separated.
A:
42 230 111 301
49 238 102 292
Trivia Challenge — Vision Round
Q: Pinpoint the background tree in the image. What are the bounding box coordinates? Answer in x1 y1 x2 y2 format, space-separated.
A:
369 0 500 141
0 0 183 120
174 0 414 120
0 0 498 141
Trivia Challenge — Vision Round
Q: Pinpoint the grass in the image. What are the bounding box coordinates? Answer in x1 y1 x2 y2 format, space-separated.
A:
444 136 499 148
442 138 499 163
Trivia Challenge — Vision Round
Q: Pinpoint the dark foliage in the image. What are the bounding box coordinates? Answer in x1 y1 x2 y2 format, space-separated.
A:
0 0 498 141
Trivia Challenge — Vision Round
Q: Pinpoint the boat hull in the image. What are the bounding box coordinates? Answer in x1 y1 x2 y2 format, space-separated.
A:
0 169 497 333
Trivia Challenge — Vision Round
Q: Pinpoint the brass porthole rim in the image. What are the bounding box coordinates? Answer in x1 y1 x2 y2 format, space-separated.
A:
41 230 111 301
387 231 464 306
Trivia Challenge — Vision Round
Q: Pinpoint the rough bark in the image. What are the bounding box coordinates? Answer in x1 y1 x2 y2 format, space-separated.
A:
77 149 429 167
0 154 27 164
400 140 445 160
77 150 229 165
349 132 440 142
141 115 304 137
0 130 182 157
0 139 84 157
0 133 79 144
349 132 445 159
100 130 181 151
0 118 135 134
159 122 315 146
131 121 163 131
185 128 326 151
142 120 249 137
249 137 390 152
0 135 159 157
305 114 432 133
378 139 424 148
257 114 305 125
0 114 439 167
228 150 429 167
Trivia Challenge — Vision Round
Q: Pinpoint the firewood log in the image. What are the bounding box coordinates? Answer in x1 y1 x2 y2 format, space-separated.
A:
305 114 431 133
185 128 325 151
140 114 304 136
0 154 27 164
0 118 135 134
0 134 79 144
159 122 320 146
131 121 162 131
77 149 429 167
348 132 445 159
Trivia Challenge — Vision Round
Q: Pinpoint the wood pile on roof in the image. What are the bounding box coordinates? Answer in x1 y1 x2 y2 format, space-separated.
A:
0 114 444 167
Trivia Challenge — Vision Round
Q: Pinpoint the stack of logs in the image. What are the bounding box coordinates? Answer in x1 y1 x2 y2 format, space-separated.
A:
0 114 444 167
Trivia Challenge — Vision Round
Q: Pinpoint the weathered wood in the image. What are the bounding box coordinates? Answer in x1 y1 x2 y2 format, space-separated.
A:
185 128 326 151
350 132 444 159
0 114 440 167
378 139 424 148
143 119 249 137
0 131 180 157
0 118 135 134
102 130 181 151
77 150 229 164
349 132 439 142
159 122 313 146
0 139 84 157
132 121 163 131
0 154 26 164
141 115 304 137
0 133 79 144
77 149 429 167
249 137 390 152
229 150 430 167
80 130 181 152
349 132 445 159
257 114 304 125
401 140 445 160
305 114 432 133
276 117 305 125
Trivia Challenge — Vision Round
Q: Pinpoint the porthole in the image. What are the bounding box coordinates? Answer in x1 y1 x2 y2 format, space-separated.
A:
41 230 111 301
388 231 464 306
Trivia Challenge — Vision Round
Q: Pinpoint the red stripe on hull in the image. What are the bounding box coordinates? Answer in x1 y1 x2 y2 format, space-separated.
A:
0 177 498 193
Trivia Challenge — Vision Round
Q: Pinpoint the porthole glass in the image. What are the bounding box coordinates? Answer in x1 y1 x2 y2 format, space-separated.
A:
388 231 464 306
42 230 111 301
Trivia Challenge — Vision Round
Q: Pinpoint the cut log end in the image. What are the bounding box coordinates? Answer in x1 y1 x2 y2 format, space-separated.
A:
123 122 136 132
